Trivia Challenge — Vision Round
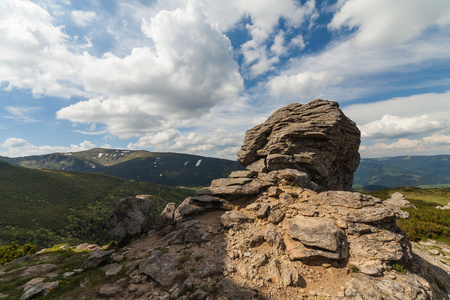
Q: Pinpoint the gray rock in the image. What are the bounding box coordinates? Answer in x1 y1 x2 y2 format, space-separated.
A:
250 252 267 267
98 283 122 297
19 282 59 300
344 273 432 300
268 208 285 224
264 229 284 249
139 252 179 287
81 250 114 270
385 192 416 209
237 100 360 191
190 289 210 300
248 234 265 248
174 195 227 220
228 170 257 178
257 204 271 219
106 195 154 243
198 179 264 196
102 263 123 276
283 216 346 252
284 235 346 260
220 211 254 228
153 202 176 230
23 278 45 292
268 258 299 287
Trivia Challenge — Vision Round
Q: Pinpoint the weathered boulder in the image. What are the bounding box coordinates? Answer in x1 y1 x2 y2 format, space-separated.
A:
344 273 432 299
153 202 176 230
19 282 60 300
220 211 254 228
283 216 348 260
139 250 179 287
237 99 360 191
81 250 114 270
106 195 154 243
385 192 416 209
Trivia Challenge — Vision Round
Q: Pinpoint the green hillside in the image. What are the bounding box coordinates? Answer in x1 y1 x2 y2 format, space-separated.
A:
359 186 450 242
0 162 195 249
353 155 450 189
0 148 244 187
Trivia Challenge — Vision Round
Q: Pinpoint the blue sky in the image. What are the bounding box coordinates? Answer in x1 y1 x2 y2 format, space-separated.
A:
1 0 450 159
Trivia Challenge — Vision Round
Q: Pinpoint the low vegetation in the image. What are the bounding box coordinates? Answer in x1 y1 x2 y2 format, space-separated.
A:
361 186 450 242
0 162 195 249
0 242 37 265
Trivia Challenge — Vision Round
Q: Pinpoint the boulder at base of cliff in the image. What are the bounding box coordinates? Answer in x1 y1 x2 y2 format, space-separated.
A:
106 195 154 243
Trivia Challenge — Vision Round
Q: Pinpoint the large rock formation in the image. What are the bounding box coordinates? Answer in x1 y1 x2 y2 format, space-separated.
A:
237 99 360 191
106 195 154 243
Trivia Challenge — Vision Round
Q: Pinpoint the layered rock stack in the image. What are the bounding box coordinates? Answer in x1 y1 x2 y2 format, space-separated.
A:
237 99 361 191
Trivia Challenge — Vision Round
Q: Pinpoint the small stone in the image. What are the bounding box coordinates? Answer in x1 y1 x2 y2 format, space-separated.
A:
257 204 271 219
249 234 264 248
268 209 285 224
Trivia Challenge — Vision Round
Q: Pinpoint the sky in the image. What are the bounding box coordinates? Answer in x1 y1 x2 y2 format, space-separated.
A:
1 0 450 160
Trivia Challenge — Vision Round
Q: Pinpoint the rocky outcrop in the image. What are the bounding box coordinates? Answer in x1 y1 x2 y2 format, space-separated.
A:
106 195 154 243
385 192 416 208
237 99 360 191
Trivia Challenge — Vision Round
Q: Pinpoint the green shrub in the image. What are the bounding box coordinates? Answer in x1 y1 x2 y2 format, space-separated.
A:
0 242 36 265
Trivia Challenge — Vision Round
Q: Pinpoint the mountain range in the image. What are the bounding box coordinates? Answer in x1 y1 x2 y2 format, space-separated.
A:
353 155 450 190
1 149 450 190
0 148 244 187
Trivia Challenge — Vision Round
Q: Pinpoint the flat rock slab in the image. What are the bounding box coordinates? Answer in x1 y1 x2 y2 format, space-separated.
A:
19 281 59 300
284 235 345 260
220 211 254 228
283 216 345 252
139 251 179 287
81 250 114 270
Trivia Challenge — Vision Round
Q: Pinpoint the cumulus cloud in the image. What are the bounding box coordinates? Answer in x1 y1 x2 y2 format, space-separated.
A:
234 0 316 77
0 138 96 157
329 0 450 48
359 134 450 157
343 91 450 126
128 129 244 159
57 2 243 137
423 133 450 146
71 10 97 27
268 0 450 101
359 115 447 138
268 71 342 99
0 0 86 98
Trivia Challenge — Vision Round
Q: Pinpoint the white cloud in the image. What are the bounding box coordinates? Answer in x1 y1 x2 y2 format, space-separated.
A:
56 2 242 137
268 0 450 101
343 91 450 126
359 115 447 138
359 133 450 157
4 106 41 122
0 138 96 157
128 129 244 159
329 0 450 48
423 133 450 146
71 10 97 27
268 71 342 99
0 0 88 98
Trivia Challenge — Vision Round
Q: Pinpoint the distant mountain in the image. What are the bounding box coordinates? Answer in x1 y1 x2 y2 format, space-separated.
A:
0 148 244 187
2 150 449 190
354 155 450 189
0 161 195 248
